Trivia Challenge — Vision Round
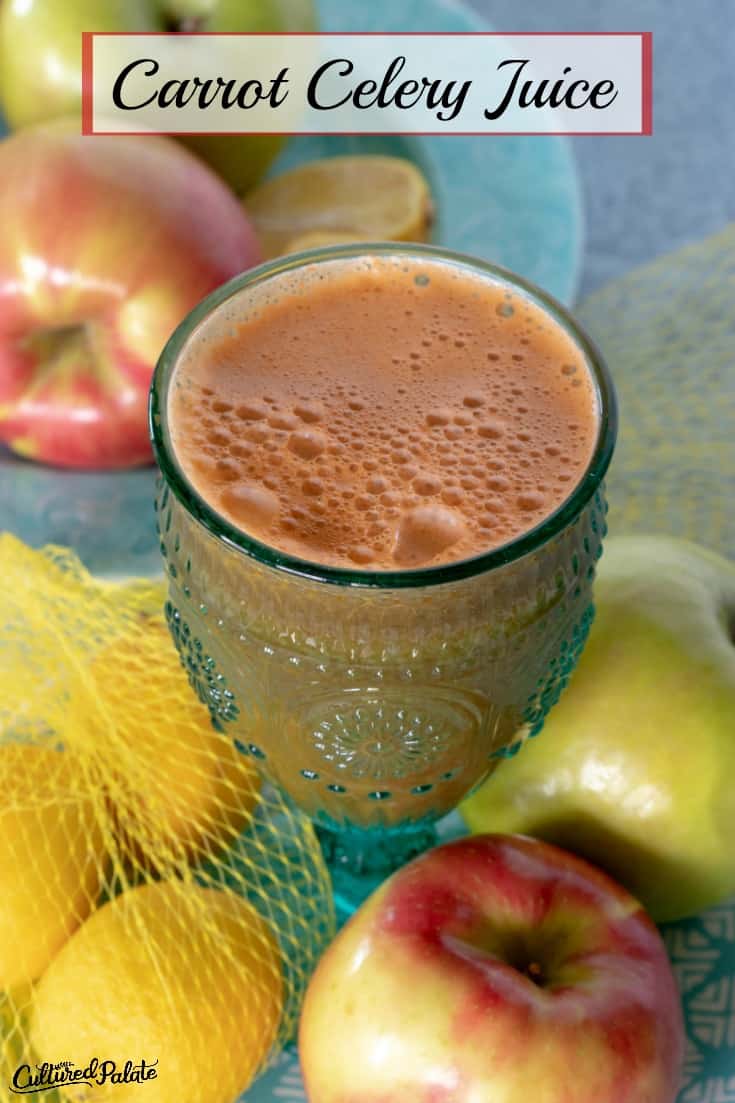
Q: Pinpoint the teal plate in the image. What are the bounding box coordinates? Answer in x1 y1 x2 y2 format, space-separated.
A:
0 0 582 579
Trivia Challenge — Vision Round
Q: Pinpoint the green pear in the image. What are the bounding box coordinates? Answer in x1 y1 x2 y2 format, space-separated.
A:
0 0 316 194
462 535 735 923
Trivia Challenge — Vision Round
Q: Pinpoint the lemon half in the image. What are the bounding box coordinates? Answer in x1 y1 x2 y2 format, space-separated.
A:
245 154 435 258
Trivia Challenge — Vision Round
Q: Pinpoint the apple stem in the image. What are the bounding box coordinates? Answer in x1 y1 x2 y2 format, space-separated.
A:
168 16 207 32
526 961 544 985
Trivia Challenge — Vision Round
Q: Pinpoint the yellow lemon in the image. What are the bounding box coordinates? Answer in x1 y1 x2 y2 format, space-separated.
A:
0 743 105 991
30 881 283 1103
244 155 435 258
86 620 260 871
282 229 375 254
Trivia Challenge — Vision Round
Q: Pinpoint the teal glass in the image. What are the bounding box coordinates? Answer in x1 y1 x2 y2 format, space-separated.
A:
150 244 617 915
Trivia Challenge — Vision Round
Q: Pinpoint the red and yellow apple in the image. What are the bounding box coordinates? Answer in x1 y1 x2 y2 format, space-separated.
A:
0 0 317 194
0 120 260 468
300 834 684 1103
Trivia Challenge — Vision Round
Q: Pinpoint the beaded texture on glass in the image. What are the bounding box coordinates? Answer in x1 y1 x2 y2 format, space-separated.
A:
157 476 607 834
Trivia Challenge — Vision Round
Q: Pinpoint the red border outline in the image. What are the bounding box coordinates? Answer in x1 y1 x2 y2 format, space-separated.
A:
641 31 653 135
81 31 94 135
82 31 653 138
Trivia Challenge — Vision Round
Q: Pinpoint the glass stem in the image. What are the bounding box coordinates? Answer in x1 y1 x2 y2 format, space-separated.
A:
316 822 438 925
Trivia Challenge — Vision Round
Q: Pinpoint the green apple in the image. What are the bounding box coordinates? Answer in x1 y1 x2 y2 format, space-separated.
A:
462 535 735 923
0 0 316 194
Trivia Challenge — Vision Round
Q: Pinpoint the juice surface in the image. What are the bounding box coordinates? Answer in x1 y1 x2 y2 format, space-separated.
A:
169 254 598 569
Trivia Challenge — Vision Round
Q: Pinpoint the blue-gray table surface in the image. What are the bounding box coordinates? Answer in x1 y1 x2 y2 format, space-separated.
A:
467 0 735 297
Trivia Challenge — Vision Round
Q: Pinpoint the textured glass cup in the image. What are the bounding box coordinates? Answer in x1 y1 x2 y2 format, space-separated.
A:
150 244 617 910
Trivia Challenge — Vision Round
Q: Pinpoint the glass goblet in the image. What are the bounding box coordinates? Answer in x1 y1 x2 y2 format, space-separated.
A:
150 244 617 917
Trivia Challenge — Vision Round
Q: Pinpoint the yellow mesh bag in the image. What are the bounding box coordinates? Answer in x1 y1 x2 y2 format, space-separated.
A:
0 534 335 1103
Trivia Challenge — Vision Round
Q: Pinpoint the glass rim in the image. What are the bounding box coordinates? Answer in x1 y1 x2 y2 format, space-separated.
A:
150 242 617 589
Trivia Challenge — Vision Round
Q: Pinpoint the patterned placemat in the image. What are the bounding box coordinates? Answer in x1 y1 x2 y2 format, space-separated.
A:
578 223 735 556
579 223 735 1103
